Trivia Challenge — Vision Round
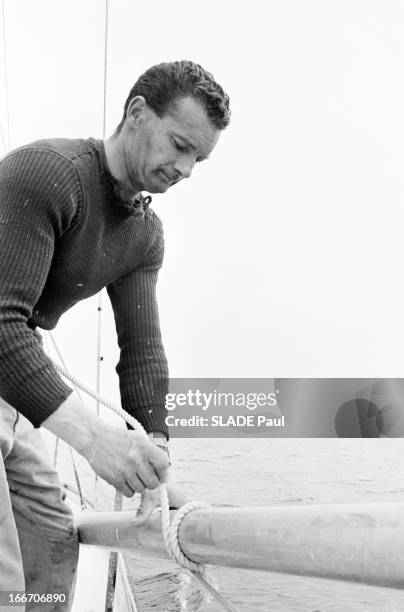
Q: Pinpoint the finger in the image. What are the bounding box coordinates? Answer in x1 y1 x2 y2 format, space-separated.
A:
136 462 159 490
126 475 146 494
148 445 170 481
116 480 135 498
132 505 153 525
132 493 158 525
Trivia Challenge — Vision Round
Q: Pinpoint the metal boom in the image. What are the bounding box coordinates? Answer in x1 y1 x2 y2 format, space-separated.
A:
76 502 404 589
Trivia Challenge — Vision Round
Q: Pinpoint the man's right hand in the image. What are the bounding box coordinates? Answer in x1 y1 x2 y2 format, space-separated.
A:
43 391 169 497
81 426 169 497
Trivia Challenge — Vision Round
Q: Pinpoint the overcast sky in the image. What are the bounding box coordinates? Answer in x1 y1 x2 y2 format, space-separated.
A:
1 0 404 408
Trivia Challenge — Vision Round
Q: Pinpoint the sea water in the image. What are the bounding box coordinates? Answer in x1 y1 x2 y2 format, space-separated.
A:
128 438 404 612
48 434 404 611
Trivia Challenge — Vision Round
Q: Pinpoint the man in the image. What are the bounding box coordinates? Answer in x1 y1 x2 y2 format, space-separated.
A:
0 60 230 610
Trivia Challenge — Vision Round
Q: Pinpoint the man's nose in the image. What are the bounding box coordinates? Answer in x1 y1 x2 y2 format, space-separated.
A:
174 157 194 179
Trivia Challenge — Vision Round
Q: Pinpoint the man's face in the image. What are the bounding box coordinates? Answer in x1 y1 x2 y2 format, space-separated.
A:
122 96 220 194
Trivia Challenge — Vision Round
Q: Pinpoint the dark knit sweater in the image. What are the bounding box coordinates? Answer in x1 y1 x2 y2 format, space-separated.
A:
0 137 169 435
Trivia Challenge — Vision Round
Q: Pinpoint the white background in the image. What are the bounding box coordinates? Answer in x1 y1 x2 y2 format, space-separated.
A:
1 0 404 407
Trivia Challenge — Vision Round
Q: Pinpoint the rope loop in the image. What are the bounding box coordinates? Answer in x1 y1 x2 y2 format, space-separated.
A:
165 499 210 574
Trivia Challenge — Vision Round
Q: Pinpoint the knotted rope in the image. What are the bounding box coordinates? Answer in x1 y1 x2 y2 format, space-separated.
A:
52 362 239 612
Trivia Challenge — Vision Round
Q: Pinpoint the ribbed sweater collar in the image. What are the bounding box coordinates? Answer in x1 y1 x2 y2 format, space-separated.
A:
89 137 152 217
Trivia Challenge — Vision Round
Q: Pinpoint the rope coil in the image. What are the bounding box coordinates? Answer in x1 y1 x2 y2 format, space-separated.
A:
163 497 210 574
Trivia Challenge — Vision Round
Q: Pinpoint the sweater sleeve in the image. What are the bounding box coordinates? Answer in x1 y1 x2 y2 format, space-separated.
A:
0 149 81 426
107 221 169 437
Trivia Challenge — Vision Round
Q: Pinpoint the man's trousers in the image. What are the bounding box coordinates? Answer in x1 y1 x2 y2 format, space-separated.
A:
0 399 79 611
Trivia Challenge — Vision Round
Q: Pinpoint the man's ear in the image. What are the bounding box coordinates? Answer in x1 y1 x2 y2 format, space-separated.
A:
126 96 147 127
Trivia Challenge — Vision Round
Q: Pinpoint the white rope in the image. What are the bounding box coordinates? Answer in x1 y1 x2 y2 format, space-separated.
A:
52 362 239 612
163 499 210 574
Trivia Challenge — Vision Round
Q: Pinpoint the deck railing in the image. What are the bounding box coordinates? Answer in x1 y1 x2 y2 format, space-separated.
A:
76 502 404 589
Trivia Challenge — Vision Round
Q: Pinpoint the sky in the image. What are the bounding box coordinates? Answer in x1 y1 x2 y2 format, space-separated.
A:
1 0 404 409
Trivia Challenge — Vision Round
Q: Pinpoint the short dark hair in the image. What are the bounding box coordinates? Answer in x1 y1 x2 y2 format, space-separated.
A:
115 60 230 133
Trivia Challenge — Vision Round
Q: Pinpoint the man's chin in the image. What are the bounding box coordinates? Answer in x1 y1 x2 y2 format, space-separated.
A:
148 183 170 194
148 178 172 194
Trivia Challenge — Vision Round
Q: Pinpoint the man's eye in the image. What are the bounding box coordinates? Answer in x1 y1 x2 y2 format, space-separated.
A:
172 139 186 153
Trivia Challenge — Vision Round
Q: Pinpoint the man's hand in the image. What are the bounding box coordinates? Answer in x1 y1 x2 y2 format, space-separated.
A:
43 392 169 497
82 427 169 497
133 471 192 524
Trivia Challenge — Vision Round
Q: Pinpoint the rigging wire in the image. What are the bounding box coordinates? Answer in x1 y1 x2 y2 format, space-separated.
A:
0 3 9 153
95 0 110 510
97 0 110 418
96 0 109 475
1 0 10 150
96 0 109 419
97 4 125 611
62 482 95 510
43 334 61 469
47 336 110 510
47 332 87 509
102 0 109 141
0 120 7 154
